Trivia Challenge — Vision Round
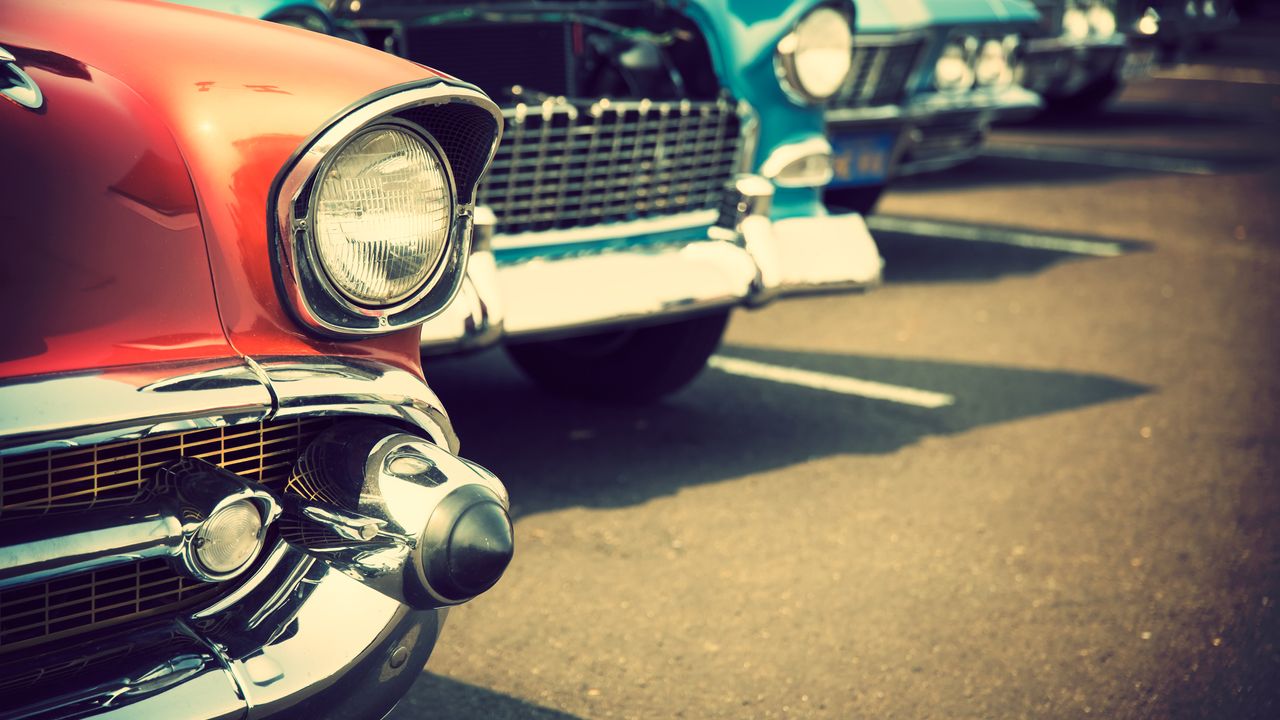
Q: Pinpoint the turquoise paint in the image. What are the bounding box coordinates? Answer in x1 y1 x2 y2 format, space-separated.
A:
169 0 328 19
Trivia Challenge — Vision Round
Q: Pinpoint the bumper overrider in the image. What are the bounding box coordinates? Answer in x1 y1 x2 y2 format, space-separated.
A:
0 358 513 719
421 174 883 351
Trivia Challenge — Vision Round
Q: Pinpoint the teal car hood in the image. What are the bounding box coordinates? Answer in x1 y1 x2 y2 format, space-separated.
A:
858 0 1039 32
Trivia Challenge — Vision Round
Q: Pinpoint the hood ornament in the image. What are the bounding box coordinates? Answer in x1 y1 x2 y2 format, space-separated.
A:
1 46 45 111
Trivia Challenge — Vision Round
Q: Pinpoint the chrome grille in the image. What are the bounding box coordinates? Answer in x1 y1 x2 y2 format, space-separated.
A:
0 417 333 654
477 98 744 236
0 417 333 518
0 559 219 655
828 36 926 109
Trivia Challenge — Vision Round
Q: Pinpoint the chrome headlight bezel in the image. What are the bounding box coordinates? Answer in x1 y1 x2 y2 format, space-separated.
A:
774 3 855 105
272 81 503 338
303 120 456 314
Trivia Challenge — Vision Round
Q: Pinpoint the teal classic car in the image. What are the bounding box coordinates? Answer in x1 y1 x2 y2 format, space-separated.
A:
306 0 888 402
823 0 1042 213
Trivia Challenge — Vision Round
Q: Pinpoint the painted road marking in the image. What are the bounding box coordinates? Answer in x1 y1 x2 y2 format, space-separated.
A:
867 215 1129 258
708 355 955 409
981 143 1218 176
1149 64 1280 86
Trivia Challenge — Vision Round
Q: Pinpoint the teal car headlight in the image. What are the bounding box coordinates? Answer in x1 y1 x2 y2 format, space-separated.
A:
934 37 976 92
974 37 1019 87
775 5 854 104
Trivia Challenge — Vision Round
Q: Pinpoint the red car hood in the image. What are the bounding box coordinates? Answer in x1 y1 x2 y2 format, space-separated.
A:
0 0 442 382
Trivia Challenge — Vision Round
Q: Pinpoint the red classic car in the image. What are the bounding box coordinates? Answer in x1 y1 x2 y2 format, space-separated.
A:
0 1 513 717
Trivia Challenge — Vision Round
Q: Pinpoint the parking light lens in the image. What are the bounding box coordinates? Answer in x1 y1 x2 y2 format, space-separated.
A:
194 500 264 575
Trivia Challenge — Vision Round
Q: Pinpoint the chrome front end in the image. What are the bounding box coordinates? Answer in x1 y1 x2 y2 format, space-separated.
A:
823 31 1042 178
420 99 884 352
0 358 512 719
1020 34 1129 97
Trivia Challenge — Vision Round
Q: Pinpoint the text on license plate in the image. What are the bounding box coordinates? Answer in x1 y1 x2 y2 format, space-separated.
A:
829 131 896 188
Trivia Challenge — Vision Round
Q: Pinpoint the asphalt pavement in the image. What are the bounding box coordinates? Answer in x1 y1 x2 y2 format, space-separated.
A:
392 20 1280 720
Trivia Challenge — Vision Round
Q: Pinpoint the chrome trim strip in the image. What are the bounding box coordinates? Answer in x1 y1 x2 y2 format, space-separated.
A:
490 210 719 251
0 356 456 457
824 104 907 123
0 359 272 457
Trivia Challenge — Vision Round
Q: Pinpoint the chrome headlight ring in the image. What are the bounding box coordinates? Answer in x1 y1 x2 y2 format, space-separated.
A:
272 80 502 338
774 3 855 105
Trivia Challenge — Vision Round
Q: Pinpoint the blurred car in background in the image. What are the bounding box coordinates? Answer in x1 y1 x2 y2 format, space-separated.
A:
1 1 513 717
1120 0 1239 62
1020 0 1132 112
824 0 1042 214
318 0 886 403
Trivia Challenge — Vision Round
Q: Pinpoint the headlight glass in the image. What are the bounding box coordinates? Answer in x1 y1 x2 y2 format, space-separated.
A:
778 6 853 102
1087 5 1118 36
974 39 1011 86
1062 6 1091 39
313 126 452 307
935 39 975 91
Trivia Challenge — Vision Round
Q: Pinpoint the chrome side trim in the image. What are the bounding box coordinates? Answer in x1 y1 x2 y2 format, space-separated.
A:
0 356 456 457
0 359 272 457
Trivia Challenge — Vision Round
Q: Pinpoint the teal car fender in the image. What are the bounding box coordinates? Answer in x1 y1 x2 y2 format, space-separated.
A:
678 0 833 221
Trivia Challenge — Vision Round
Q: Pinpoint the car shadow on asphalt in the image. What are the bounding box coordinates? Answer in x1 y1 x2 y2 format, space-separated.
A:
425 345 1151 520
388 673 584 720
872 222 1149 284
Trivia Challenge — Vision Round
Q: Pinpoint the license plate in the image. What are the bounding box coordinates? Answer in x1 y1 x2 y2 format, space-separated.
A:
829 131 896 188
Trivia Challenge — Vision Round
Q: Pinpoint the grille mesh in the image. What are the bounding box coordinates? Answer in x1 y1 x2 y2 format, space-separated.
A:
827 37 926 109
0 418 332 518
0 417 332 655
477 99 743 236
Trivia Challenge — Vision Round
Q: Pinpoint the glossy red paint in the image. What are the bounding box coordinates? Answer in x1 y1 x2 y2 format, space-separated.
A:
0 42 232 378
1 0 447 381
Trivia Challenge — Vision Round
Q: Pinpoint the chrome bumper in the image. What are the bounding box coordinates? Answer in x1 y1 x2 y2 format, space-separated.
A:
3 546 443 720
893 86 1044 176
822 86 1042 178
0 357 509 720
1021 36 1128 97
421 176 882 350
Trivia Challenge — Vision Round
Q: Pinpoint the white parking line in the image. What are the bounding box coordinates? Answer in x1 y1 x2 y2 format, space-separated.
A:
981 143 1218 176
867 215 1129 258
708 355 955 409
1149 65 1280 86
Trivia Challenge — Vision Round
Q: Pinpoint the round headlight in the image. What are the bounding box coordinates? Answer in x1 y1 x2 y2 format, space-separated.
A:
312 126 452 307
1062 6 1091 39
935 39 975 91
776 6 854 103
193 500 264 576
1087 5 1117 36
974 39 1011 86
